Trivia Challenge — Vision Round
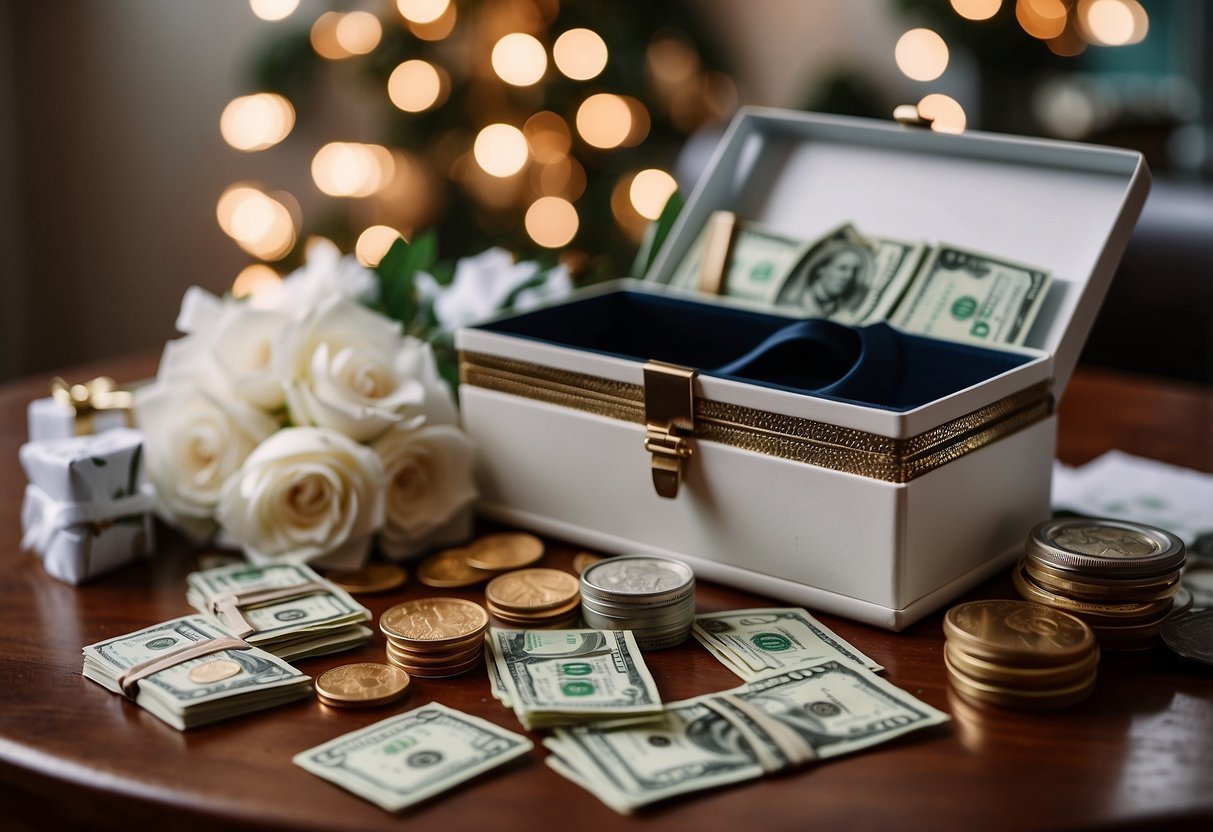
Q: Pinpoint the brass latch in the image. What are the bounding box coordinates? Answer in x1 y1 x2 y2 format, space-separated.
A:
642 360 697 498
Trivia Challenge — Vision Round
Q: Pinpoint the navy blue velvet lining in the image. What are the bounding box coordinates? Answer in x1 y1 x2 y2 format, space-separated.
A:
475 291 1033 411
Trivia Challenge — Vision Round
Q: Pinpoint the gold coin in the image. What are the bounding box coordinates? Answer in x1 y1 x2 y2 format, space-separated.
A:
464 532 545 571
386 639 486 666
945 653 1097 710
943 599 1095 666
944 641 1099 689
1023 558 1180 602
315 662 411 707
385 629 488 656
416 547 494 588
187 658 242 685
1013 565 1175 626
487 596 582 623
572 552 603 575
380 598 489 647
323 563 408 594
387 650 483 678
486 568 579 613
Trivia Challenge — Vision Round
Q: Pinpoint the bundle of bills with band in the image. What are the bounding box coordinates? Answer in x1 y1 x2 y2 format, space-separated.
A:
186 561 372 660
545 660 949 814
486 629 664 730
82 615 312 730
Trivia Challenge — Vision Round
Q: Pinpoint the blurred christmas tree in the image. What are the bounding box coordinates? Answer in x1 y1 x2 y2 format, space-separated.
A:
219 0 736 291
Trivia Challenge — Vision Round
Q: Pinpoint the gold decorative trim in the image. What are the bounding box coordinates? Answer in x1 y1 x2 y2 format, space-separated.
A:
460 351 1052 483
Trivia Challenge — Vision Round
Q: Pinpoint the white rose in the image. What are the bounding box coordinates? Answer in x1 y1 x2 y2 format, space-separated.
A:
216 426 387 569
416 247 542 331
278 237 378 317
372 424 477 560
280 294 437 442
134 380 278 539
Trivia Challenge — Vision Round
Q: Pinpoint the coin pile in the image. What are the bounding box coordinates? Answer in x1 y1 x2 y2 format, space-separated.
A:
486 568 581 627
1014 518 1186 650
379 598 489 678
579 556 696 650
315 662 411 709
943 600 1099 710
417 532 545 589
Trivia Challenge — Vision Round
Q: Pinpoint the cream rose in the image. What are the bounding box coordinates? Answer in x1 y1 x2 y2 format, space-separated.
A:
372 424 477 560
215 426 387 569
280 294 436 442
135 380 278 539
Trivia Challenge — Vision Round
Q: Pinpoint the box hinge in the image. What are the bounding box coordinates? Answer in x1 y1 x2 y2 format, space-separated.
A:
642 360 697 499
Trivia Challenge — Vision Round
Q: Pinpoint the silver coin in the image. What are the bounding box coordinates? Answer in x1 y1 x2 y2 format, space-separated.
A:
1161 608 1213 667
580 556 694 604
1027 518 1186 577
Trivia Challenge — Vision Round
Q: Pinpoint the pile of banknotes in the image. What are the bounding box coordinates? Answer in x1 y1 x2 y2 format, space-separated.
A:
186 561 373 660
663 215 1052 347
486 628 664 729
82 616 312 730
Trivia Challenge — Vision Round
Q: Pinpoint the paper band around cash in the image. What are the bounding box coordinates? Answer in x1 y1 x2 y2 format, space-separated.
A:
115 637 252 699
208 582 332 638
460 351 1053 483
700 694 817 773
19 483 155 554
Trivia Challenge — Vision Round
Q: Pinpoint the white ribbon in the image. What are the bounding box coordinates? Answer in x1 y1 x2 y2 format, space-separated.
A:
20 483 156 555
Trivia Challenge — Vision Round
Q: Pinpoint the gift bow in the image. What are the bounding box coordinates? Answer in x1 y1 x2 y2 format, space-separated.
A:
50 376 134 433
20 483 156 555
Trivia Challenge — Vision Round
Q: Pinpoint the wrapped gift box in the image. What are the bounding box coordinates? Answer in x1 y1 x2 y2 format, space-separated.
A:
456 108 1150 630
19 428 155 584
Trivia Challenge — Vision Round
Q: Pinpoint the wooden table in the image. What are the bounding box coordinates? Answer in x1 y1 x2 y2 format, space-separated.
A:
1 357 1211 831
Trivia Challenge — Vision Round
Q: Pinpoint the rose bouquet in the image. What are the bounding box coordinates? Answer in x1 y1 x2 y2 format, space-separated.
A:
135 236 571 570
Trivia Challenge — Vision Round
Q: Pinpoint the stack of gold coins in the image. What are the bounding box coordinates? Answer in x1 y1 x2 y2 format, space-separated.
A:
314 662 411 709
416 532 545 589
379 598 489 678
1014 518 1186 650
943 600 1099 710
485 568 581 627
579 556 696 650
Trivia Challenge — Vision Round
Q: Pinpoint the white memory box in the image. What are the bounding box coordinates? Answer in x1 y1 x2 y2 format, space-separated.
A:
456 108 1150 630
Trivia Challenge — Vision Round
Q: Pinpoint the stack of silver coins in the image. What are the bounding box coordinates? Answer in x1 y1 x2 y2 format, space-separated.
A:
579 555 696 650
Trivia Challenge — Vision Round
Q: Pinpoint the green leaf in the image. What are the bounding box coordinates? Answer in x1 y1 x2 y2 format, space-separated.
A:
376 230 439 326
632 190 684 280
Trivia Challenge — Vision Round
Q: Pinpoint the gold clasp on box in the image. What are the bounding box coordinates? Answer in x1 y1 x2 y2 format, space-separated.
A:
643 360 697 499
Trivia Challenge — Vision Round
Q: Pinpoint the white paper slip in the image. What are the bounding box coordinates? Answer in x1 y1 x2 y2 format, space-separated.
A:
293 702 533 811
1052 450 1213 545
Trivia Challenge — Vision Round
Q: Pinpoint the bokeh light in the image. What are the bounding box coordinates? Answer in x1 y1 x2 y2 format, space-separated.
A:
531 155 586 200
950 0 1002 21
388 60 447 112
525 197 579 248
220 93 295 152
647 35 699 85
249 0 299 22
1017 0 1068 40
335 11 382 55
553 28 608 81
311 12 348 59
407 3 456 40
231 264 284 308
629 169 677 220
576 94 632 149
397 0 450 24
473 124 529 177
311 143 395 197
895 28 949 82
918 93 967 134
524 111 572 164
1079 0 1147 46
216 186 297 260
492 33 547 86
355 225 405 266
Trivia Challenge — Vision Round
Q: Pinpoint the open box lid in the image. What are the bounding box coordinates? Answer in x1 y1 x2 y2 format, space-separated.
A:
646 107 1152 397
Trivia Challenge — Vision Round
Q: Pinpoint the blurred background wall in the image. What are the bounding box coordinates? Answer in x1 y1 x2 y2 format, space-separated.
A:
1 0 1210 384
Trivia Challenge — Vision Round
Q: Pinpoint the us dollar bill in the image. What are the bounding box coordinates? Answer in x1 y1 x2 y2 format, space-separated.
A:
186 561 372 660
294 702 533 812
693 608 882 680
82 615 312 730
545 661 949 813
892 244 1051 346
487 629 664 729
666 217 808 300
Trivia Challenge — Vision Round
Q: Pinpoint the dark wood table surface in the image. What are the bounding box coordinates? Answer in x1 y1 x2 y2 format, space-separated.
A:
1 355 1211 831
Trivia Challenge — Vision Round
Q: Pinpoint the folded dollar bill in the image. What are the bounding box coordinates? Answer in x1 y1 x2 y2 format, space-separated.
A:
186 561 372 660
545 660 949 813
693 607 882 679
487 629 664 730
294 702 533 812
82 615 312 730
